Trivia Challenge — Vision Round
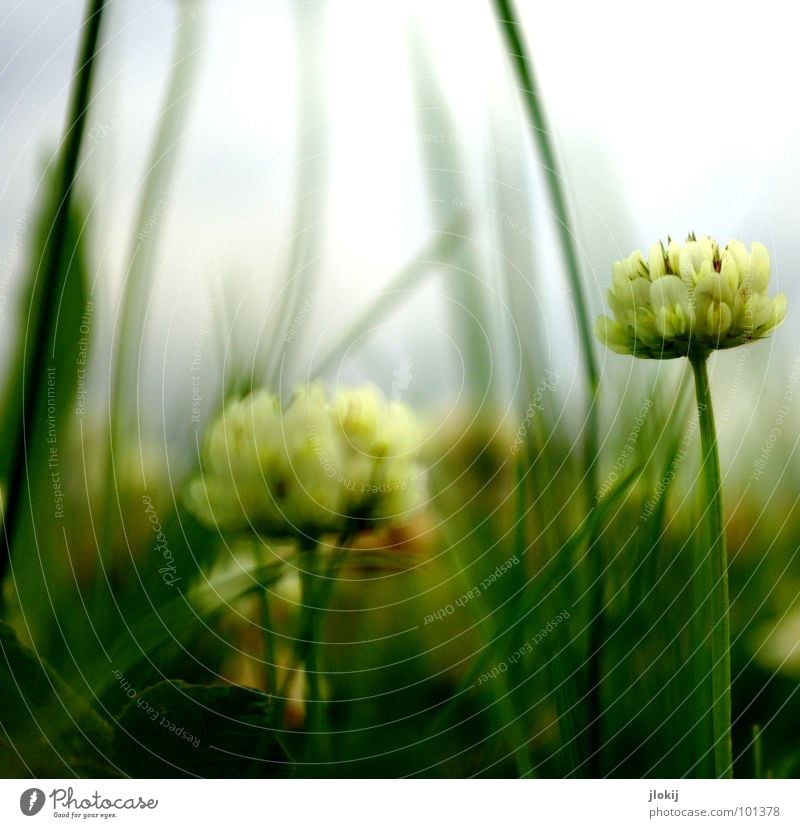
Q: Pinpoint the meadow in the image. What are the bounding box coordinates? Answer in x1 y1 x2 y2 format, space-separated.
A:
0 0 798 779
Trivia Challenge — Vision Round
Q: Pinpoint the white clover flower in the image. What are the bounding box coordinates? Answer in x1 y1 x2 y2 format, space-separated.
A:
184 384 425 537
332 386 423 514
595 235 787 360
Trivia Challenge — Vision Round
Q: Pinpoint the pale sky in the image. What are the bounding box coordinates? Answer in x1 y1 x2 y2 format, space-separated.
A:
1 0 798 463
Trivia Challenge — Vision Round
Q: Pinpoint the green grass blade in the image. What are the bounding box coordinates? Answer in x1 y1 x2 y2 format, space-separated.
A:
91 556 288 697
110 1 202 445
408 28 495 402
490 0 599 413
490 0 604 770
265 2 329 389
311 215 467 378
546 636 583 776
752 724 763 778
0 0 106 601
426 463 641 736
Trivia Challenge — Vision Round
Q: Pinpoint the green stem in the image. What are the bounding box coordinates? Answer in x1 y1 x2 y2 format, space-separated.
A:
254 546 278 698
691 356 733 779
293 536 352 768
491 0 603 773
752 724 763 779
299 542 322 743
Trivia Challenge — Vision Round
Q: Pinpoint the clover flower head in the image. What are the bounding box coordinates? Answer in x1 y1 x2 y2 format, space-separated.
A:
595 235 787 360
184 384 425 537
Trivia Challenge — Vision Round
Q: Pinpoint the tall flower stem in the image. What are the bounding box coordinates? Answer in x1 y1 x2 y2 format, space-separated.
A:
298 540 322 744
690 355 733 779
292 537 350 768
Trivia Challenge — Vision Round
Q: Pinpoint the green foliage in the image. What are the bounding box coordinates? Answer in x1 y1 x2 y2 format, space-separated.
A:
0 0 798 782
112 681 287 778
0 621 113 777
0 171 92 645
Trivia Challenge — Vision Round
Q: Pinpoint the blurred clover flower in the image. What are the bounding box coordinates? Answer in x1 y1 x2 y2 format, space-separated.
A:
184 384 424 538
595 235 786 359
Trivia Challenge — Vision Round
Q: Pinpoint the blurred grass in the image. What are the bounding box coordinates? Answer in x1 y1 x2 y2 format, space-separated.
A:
0 0 106 632
0 0 799 781
266 0 329 391
490 0 606 772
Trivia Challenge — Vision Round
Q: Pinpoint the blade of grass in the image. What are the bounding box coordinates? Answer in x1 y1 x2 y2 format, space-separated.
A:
6 186 93 653
449 535 535 777
266 1 329 389
408 27 495 402
111 1 202 436
752 724 763 778
600 370 706 776
640 372 706 776
0 0 106 604
490 0 604 772
547 636 582 776
427 463 641 737
91 555 289 696
641 371 694 591
310 215 468 378
484 97 550 411
107 0 202 527
490 0 599 449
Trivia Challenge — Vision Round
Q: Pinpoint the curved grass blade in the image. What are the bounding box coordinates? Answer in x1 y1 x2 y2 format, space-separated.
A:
0 0 106 601
311 214 467 378
91 556 288 697
490 0 604 770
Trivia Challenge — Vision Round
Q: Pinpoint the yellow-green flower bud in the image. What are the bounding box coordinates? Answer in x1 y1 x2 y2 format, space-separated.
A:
595 235 787 359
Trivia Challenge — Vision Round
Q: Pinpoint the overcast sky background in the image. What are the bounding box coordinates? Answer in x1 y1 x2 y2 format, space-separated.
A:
1 0 799 467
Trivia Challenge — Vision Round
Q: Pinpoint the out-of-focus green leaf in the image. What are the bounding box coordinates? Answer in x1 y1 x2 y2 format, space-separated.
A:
0 620 113 776
112 680 288 778
0 177 92 649
91 556 288 697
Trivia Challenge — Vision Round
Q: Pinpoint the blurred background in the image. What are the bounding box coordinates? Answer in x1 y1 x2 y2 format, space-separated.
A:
2 0 800 778
4 1 799 428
